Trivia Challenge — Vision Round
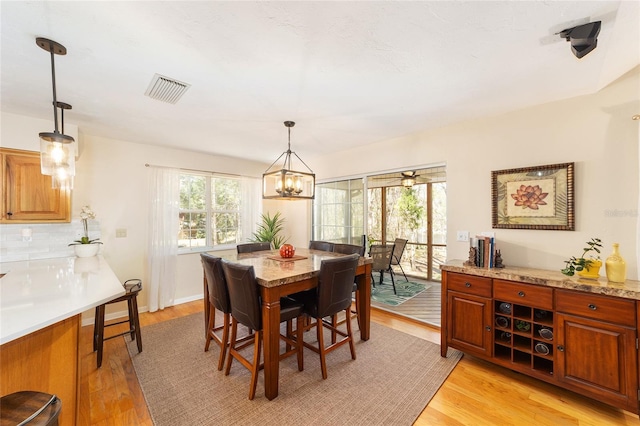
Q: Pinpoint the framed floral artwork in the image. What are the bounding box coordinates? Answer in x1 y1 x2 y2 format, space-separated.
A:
491 162 574 230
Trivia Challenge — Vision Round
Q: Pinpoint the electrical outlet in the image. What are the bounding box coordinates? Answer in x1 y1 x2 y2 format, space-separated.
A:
456 231 469 242
115 228 127 238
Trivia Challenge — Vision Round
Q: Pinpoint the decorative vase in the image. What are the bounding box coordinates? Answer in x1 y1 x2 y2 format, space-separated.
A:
74 244 100 258
577 259 602 279
605 243 627 283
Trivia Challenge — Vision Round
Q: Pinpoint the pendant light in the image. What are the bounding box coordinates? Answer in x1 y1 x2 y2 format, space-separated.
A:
262 121 315 200
36 37 75 189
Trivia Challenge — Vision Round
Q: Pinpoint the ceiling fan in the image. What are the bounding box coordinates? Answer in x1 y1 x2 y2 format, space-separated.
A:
372 171 427 188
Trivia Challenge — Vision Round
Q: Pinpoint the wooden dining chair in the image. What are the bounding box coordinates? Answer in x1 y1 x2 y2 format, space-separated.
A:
93 279 143 368
370 244 396 294
291 254 360 379
309 240 334 252
0 391 61 425
236 242 271 254
221 261 305 400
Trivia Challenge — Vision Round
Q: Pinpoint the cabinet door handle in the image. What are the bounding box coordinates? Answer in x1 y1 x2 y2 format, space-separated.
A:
588 304 597 310
518 291 525 297
465 282 471 288
6 212 12 216
557 345 564 352
485 326 491 332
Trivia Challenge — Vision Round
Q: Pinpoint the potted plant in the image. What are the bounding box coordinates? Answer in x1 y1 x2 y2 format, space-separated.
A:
69 205 103 257
561 237 602 278
251 212 288 249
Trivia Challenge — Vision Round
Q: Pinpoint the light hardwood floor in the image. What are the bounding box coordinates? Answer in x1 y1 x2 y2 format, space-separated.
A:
79 300 640 425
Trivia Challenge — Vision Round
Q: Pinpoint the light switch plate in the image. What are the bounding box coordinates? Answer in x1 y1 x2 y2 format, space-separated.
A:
115 228 127 238
456 231 469 242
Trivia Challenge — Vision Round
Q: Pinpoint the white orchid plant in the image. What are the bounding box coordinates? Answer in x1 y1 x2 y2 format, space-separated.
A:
69 205 103 245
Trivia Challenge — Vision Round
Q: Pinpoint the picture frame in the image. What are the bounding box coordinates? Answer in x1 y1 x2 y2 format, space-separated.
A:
491 162 574 230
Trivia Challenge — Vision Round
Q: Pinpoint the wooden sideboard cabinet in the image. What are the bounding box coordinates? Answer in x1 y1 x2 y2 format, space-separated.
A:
1 148 70 223
442 269 640 415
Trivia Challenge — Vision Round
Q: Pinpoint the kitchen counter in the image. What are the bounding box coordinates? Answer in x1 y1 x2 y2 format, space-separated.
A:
0 255 125 345
442 259 640 300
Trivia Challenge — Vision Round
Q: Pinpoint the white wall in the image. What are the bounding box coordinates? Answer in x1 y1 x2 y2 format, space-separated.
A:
0 111 78 151
310 67 640 279
1 115 270 320
2 66 638 322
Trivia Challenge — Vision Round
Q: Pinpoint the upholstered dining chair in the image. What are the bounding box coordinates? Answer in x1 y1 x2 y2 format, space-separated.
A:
309 240 335 252
236 242 271 254
332 243 365 331
221 261 305 400
333 243 365 257
200 253 254 371
370 244 396 294
291 254 360 379
391 238 409 281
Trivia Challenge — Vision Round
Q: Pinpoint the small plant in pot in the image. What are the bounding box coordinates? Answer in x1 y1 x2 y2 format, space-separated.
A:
561 237 602 278
69 205 103 257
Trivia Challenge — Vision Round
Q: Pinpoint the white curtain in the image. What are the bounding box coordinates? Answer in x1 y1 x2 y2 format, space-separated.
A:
241 176 262 243
147 167 180 312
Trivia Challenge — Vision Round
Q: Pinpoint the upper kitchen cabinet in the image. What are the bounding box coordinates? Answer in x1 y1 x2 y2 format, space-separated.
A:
1 148 70 223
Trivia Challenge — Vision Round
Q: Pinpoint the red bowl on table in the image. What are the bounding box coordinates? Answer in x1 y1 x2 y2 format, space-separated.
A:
279 244 295 258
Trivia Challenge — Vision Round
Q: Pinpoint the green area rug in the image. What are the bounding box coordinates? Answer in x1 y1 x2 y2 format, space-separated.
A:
370 276 429 306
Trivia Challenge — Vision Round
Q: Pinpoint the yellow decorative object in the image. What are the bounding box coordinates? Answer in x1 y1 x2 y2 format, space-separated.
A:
605 243 627 283
577 259 602 279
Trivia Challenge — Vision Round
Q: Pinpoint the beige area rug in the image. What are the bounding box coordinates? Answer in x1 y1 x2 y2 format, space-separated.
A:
127 312 462 425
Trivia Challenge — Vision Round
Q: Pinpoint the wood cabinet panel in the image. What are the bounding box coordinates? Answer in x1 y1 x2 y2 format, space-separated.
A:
556 313 638 412
493 279 553 310
1 148 70 223
0 316 80 425
446 291 493 357
447 272 492 298
556 289 636 327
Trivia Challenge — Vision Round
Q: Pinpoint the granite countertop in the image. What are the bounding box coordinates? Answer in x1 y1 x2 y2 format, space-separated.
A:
442 260 640 300
219 248 372 288
0 256 125 345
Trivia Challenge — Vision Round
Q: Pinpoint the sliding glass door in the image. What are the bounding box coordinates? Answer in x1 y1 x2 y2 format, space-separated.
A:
313 167 446 281
312 178 364 244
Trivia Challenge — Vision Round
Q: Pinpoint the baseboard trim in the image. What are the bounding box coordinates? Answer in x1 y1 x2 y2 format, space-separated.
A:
81 294 205 327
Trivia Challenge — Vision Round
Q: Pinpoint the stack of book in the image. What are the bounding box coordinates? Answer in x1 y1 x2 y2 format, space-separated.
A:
471 235 496 268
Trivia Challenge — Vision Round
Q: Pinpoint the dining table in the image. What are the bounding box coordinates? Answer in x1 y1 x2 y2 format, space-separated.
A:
203 247 373 400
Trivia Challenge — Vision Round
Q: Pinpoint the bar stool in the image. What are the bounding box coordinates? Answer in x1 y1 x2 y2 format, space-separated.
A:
0 391 61 425
93 279 143 368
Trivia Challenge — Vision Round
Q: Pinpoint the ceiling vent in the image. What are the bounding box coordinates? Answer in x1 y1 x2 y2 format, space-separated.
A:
144 73 191 104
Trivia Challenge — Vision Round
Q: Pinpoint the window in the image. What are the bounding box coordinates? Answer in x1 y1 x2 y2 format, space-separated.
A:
312 178 364 244
178 173 245 250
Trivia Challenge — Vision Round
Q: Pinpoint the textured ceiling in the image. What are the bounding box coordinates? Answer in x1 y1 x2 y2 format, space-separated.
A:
1 1 638 164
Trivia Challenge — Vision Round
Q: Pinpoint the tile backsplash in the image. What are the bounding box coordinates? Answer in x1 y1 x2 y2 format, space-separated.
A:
0 221 102 262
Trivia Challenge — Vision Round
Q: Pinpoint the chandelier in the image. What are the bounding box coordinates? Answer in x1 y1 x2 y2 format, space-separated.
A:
262 121 315 200
36 37 75 189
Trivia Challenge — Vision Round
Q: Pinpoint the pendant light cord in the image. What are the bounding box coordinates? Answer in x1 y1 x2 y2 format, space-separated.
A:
49 48 60 134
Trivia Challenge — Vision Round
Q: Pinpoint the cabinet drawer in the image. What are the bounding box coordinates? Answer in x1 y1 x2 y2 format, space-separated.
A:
493 280 553 310
556 290 635 327
447 273 492 297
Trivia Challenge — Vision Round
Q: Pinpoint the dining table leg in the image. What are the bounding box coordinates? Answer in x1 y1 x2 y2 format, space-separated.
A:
261 288 281 400
356 263 372 341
